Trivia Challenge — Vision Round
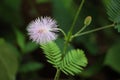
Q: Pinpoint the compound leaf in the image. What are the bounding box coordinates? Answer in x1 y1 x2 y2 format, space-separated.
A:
60 49 88 75
106 0 120 32
40 42 62 68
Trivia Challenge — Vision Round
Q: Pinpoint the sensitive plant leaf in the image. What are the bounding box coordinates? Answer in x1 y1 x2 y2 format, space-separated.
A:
0 39 18 80
41 41 88 75
19 62 43 73
106 0 120 22
40 41 62 68
60 49 88 75
104 42 120 73
106 0 120 32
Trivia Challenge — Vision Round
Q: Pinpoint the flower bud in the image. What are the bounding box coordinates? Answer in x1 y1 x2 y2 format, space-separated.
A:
84 16 92 26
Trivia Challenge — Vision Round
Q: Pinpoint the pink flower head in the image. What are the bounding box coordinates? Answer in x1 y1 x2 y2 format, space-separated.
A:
27 17 59 44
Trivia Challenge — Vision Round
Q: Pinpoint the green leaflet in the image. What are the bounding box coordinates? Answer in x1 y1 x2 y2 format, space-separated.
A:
40 42 62 68
106 0 120 32
41 41 88 76
60 49 88 75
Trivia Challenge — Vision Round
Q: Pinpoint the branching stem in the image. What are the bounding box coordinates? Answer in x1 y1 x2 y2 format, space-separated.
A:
64 0 85 54
53 0 85 80
74 24 87 36
72 24 115 38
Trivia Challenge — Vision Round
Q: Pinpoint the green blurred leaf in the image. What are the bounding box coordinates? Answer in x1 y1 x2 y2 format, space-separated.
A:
3 0 21 11
0 39 18 80
36 0 50 4
0 0 23 26
85 34 98 55
0 38 4 44
75 34 98 55
61 0 74 10
19 62 43 73
14 28 38 54
24 42 38 54
104 42 120 73
14 28 25 52
80 62 102 77
52 0 76 32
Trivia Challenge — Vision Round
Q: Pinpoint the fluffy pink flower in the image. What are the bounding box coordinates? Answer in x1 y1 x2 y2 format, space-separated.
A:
27 17 59 44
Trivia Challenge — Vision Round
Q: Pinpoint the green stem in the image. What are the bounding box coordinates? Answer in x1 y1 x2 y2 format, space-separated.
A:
54 69 61 80
53 1 85 80
68 0 85 35
72 24 115 38
64 0 85 53
74 25 87 36
58 28 67 39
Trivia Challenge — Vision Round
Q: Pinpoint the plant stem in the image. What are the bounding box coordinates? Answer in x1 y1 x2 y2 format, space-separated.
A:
53 0 85 80
58 28 67 39
54 69 61 80
68 0 85 35
72 24 115 38
74 25 87 35
64 0 85 53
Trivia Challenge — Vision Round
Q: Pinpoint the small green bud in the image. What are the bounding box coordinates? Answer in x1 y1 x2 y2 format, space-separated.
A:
84 16 92 26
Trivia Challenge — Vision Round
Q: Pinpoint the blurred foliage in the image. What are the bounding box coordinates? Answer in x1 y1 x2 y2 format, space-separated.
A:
0 0 23 26
19 62 44 73
104 41 120 73
14 28 38 54
36 0 50 4
52 0 76 32
0 39 18 80
75 34 99 55
0 0 120 79
81 61 103 78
